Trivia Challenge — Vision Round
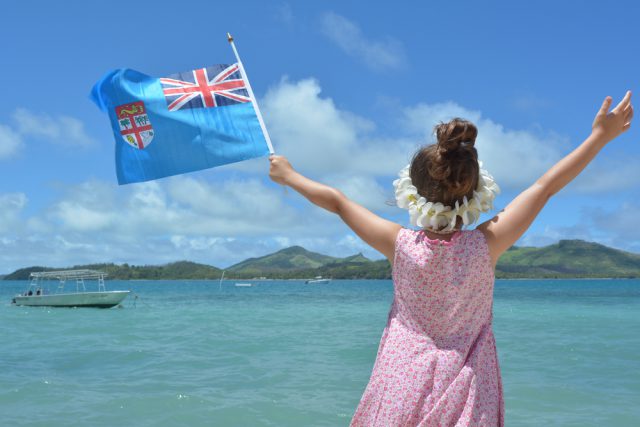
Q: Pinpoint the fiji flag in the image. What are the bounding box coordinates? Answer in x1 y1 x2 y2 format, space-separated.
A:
90 64 271 185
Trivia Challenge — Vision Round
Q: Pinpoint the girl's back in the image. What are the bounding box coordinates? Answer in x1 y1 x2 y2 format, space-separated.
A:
350 228 504 426
394 228 494 347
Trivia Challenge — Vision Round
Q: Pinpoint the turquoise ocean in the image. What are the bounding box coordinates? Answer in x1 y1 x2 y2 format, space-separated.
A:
1 279 638 426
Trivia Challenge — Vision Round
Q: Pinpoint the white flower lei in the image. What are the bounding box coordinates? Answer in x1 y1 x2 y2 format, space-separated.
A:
393 161 500 232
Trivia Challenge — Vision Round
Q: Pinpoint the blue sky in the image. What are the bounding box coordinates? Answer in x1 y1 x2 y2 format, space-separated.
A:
0 0 638 273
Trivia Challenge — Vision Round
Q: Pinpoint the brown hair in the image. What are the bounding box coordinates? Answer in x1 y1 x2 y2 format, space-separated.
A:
410 118 479 209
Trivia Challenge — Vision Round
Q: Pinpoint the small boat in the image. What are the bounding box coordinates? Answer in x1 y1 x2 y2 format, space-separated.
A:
234 282 254 287
12 270 129 308
305 276 331 284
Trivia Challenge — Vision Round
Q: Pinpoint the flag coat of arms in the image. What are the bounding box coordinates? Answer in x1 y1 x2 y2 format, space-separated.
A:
90 64 270 185
116 101 154 149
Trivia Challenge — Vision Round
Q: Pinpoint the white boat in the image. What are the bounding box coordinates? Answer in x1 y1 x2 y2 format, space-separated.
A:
234 283 254 287
12 270 129 308
305 276 331 284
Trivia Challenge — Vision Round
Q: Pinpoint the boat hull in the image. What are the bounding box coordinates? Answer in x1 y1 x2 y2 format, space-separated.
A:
13 291 130 308
305 279 331 284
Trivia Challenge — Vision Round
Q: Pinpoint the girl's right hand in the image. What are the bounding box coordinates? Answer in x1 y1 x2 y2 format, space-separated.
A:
592 91 633 143
269 154 295 186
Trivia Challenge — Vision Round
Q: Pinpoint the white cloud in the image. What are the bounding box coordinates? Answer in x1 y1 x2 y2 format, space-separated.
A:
163 176 305 235
320 12 406 71
337 234 374 256
0 124 23 159
260 78 635 201
0 171 385 272
265 79 628 199
47 178 303 238
324 174 392 212
518 224 594 248
0 193 27 232
55 235 95 251
12 108 96 147
275 2 294 26
566 157 640 193
171 236 229 250
262 78 415 178
402 101 571 190
264 78 361 173
0 108 96 161
402 101 640 195
588 202 640 252
51 181 116 231
513 94 550 111
55 203 114 232
516 202 640 254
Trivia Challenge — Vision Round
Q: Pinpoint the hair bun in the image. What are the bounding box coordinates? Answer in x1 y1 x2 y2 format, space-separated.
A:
423 118 479 196
434 118 477 156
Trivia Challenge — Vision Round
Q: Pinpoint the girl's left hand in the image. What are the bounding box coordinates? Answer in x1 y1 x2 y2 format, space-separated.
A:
269 154 295 185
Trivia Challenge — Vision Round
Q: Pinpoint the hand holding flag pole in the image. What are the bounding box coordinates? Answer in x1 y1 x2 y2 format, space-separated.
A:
227 33 275 155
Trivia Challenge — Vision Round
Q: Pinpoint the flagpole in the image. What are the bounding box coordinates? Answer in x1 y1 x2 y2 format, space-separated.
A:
227 33 275 154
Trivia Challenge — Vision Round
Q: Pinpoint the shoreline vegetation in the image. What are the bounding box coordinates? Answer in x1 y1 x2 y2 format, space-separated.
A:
3 239 640 281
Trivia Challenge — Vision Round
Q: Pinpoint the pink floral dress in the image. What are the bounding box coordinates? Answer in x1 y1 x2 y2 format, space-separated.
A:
350 228 504 426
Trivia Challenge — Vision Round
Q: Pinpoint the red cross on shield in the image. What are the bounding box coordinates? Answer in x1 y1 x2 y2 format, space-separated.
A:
115 101 154 149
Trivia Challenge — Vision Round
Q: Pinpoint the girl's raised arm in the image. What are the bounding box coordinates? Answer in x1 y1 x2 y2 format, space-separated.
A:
269 156 402 262
478 91 634 266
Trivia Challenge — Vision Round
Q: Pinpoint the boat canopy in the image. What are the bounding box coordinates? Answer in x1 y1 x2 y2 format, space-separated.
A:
29 269 108 293
30 269 108 280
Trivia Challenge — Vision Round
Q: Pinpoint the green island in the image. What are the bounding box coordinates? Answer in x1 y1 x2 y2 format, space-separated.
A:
3 239 640 280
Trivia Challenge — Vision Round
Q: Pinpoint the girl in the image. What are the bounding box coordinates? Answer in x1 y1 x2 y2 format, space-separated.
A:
269 92 633 426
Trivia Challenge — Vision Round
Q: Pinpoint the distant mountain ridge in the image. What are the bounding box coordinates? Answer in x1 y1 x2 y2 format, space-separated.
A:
227 246 338 273
497 239 640 278
3 239 640 280
4 261 221 281
225 246 377 278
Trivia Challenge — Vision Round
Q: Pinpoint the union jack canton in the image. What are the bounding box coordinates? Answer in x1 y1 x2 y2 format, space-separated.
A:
160 63 251 112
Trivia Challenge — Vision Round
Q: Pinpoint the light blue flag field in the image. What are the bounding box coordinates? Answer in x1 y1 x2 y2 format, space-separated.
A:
90 62 271 184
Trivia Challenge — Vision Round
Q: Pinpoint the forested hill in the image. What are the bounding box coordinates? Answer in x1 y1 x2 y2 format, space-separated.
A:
496 239 640 278
3 261 222 281
3 239 640 280
225 246 380 278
